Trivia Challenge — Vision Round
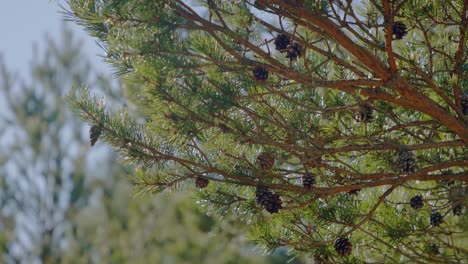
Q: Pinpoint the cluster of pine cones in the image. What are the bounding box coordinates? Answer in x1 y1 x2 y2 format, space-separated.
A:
274 34 303 61
252 33 304 81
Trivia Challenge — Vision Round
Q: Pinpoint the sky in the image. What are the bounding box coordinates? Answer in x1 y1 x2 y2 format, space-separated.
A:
0 0 115 182
0 0 110 78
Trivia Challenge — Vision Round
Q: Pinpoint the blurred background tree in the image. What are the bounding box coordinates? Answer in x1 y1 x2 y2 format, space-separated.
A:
0 28 294 264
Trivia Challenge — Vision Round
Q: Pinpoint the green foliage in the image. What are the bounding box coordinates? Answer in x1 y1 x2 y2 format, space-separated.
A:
65 0 467 262
63 180 277 264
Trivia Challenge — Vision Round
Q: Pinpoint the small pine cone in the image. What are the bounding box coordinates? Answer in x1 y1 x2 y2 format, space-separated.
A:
252 66 268 81
257 151 275 170
263 193 283 213
430 244 440 255
392 21 407 40
274 34 291 50
255 185 282 213
348 189 361 195
410 195 424 210
396 150 416 174
195 176 209 189
285 42 303 61
452 204 463 216
334 237 352 256
89 125 102 147
302 173 316 189
354 104 373 122
461 93 468 115
430 211 443 227
218 123 230 133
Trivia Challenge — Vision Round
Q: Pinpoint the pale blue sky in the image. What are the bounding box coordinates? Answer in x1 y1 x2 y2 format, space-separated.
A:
0 1 110 77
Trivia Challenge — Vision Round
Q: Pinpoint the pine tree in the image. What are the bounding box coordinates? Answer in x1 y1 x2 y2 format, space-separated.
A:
65 1 467 262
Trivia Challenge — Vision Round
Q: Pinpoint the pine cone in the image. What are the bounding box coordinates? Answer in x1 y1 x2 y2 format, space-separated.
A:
392 21 407 40
334 237 352 256
264 193 282 213
252 66 268 81
286 42 303 61
89 125 102 147
302 173 316 189
430 244 440 255
255 185 282 214
461 93 468 115
452 204 463 216
430 211 443 227
409 195 424 210
195 176 209 189
257 151 275 170
274 34 291 50
396 150 416 174
354 104 373 122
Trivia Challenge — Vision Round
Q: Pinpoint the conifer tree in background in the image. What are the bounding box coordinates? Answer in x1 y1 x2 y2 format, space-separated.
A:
0 30 106 263
0 29 285 264
65 0 467 262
